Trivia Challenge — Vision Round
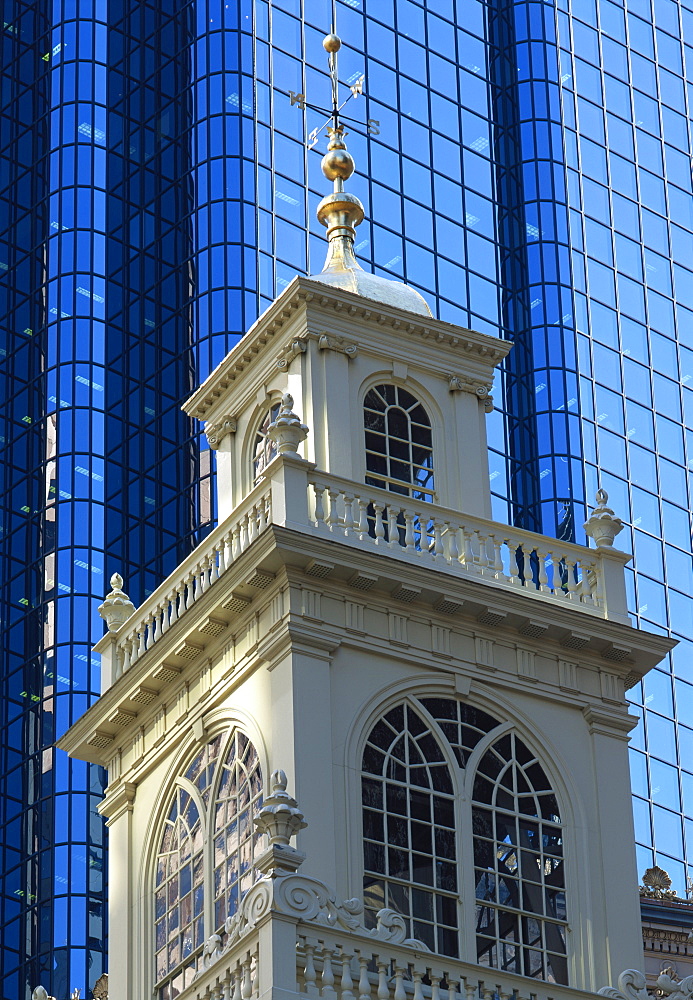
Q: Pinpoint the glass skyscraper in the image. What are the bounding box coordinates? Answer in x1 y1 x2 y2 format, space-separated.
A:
1 0 692 994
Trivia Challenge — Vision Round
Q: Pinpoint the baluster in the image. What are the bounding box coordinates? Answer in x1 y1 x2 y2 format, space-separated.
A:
447 977 458 1000
210 544 220 584
538 548 550 591
565 556 578 600
241 954 253 1000
183 572 194 610
340 947 355 1000
356 498 369 539
220 972 233 1000
412 970 424 1000
240 513 250 552
584 560 599 605
231 522 241 559
444 522 459 564
258 494 268 533
432 519 443 558
357 955 371 1000
197 558 207 596
325 488 340 532
232 963 242 1000
145 611 155 649
387 505 399 548
373 502 386 545
463 979 476 1000
491 534 505 579
121 637 132 673
304 941 319 998
404 509 416 551
137 625 146 658
169 585 180 625
313 484 326 527
462 526 474 568
248 506 258 545
504 538 519 586
321 944 337 999
217 538 227 577
476 530 490 570
113 646 124 680
161 600 170 635
430 975 441 1000
343 494 355 536
376 961 389 1000
393 966 406 1000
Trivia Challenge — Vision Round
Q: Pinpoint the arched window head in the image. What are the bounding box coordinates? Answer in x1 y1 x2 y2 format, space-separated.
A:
362 703 457 955
154 730 263 998
253 402 281 480
361 699 568 984
473 732 567 983
364 385 434 501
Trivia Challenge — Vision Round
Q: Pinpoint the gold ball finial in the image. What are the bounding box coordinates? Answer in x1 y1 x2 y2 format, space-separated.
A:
322 147 355 182
323 33 341 53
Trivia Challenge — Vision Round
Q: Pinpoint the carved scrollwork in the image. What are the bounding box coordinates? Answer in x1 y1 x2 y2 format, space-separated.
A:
372 908 430 950
204 415 237 450
92 974 109 1000
317 332 358 358
276 339 307 370
599 970 693 1000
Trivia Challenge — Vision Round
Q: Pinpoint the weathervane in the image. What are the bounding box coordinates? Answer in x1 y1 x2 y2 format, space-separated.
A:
288 5 379 150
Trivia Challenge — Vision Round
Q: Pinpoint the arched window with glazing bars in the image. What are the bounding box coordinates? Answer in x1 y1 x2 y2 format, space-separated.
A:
361 698 568 984
154 729 263 999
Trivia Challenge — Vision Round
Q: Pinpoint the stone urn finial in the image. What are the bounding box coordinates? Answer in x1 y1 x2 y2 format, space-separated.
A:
32 988 55 1000
253 769 308 873
266 393 309 458
98 573 136 632
584 488 624 548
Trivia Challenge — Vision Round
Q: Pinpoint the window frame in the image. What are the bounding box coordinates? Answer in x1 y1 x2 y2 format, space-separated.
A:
151 727 264 999
357 696 572 984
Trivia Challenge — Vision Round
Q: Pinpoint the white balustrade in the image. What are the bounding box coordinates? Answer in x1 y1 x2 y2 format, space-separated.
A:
101 462 629 686
107 484 272 681
308 474 603 614
295 928 586 1000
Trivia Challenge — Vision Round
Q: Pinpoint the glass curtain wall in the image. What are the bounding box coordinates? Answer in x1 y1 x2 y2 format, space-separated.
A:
557 0 693 896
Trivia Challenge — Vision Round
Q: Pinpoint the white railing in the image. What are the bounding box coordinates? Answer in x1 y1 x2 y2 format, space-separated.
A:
309 472 602 613
177 933 259 1000
98 457 630 687
295 925 584 1000
102 479 272 684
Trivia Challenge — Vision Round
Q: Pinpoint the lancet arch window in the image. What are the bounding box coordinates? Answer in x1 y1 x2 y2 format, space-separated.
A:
253 402 281 480
361 699 568 985
154 730 263 999
363 385 434 501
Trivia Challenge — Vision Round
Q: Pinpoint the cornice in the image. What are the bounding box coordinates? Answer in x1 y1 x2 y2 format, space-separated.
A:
183 276 512 420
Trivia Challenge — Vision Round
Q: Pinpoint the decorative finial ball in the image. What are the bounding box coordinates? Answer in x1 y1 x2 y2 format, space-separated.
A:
322 147 355 182
323 33 341 53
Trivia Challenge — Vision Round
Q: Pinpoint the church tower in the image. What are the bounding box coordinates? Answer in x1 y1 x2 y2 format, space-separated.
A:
54 29 672 1000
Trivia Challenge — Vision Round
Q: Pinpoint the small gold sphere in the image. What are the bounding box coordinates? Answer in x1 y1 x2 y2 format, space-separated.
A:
323 33 341 53
321 147 355 182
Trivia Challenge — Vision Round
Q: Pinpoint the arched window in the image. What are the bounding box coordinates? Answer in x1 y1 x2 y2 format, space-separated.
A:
473 732 566 983
361 699 568 985
362 703 457 955
253 403 280 480
363 385 434 501
154 730 263 999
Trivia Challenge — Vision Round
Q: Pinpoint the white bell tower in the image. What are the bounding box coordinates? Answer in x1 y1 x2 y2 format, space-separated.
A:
54 26 673 1000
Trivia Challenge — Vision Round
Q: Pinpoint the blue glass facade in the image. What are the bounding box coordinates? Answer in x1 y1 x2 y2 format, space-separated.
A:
2 0 693 994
